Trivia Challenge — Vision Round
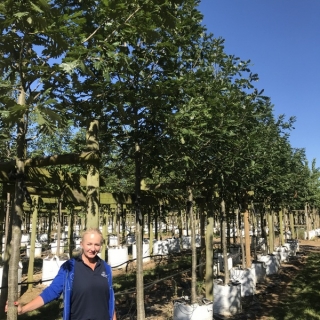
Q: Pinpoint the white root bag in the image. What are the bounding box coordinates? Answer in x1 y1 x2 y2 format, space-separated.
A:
42 256 66 286
0 261 23 295
173 300 213 320
230 267 256 297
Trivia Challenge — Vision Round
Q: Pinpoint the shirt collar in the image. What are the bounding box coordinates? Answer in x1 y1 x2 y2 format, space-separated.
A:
76 254 102 267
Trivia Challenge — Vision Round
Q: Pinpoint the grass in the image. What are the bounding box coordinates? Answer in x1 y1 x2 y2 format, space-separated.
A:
269 252 320 320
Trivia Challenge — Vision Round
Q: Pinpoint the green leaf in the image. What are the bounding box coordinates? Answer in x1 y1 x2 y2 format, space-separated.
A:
30 2 44 13
59 61 79 73
13 12 29 18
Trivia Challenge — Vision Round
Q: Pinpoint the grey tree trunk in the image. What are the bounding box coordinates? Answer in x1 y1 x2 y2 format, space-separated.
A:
101 208 107 261
0 194 12 315
187 187 197 304
68 209 74 256
221 199 229 285
27 196 38 290
56 200 62 256
205 205 214 300
135 142 145 320
86 119 100 228
305 203 309 239
267 208 274 253
289 209 296 239
279 208 284 246
177 209 182 241
148 209 154 256
7 90 26 320
243 209 251 268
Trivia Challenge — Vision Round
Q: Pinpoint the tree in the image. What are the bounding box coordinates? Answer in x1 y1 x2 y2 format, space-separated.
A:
0 1 78 317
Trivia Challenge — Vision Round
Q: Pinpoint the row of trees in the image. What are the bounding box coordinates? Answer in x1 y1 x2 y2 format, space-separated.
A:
1 0 320 319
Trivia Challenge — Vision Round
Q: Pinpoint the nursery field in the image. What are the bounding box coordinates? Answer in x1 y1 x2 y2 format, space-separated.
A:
3 238 320 320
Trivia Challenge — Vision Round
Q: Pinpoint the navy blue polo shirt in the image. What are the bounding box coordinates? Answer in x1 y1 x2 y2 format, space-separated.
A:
70 255 109 320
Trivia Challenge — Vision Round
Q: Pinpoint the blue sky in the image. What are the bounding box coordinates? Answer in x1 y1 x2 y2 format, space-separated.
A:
198 0 320 166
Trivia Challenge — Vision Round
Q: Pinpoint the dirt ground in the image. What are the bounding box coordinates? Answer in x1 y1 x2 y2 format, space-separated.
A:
17 238 320 320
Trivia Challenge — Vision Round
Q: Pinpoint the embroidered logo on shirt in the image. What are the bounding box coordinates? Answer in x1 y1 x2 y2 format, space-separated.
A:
101 271 108 278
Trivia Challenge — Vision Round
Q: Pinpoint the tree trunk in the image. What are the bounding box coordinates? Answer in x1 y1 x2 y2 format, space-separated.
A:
154 210 158 241
148 209 154 256
243 209 251 268
27 196 38 290
116 203 121 242
267 208 274 253
205 202 214 300
47 210 52 246
200 208 206 248
177 209 182 240
305 203 309 239
101 207 107 261
113 210 117 234
68 209 74 256
121 207 126 245
56 200 62 256
187 187 197 304
289 209 296 239
279 208 284 246
232 208 237 245
7 89 26 320
134 142 145 320
0 200 4 260
0 194 12 314
221 198 229 285
86 119 100 228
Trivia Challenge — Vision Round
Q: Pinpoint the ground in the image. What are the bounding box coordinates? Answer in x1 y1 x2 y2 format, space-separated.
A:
17 238 320 320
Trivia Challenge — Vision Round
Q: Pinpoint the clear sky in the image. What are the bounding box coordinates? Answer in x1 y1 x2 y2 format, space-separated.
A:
198 0 320 166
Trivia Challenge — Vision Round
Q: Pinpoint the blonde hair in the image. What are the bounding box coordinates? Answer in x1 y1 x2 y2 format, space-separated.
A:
81 228 104 245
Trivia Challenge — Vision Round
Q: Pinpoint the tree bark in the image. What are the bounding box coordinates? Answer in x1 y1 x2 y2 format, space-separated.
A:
243 209 251 268
0 151 99 171
221 198 229 285
148 209 154 256
7 89 26 320
0 194 12 315
68 209 74 256
289 209 296 239
135 142 145 320
305 203 309 239
267 208 274 253
86 119 100 228
27 196 38 290
101 207 107 260
187 186 197 304
205 202 214 300
279 208 284 246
